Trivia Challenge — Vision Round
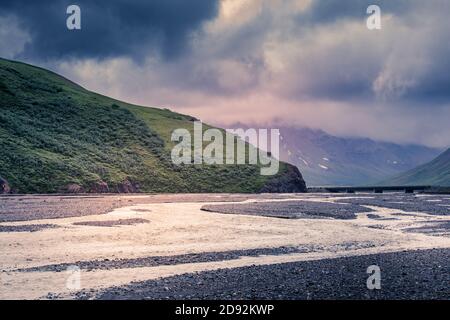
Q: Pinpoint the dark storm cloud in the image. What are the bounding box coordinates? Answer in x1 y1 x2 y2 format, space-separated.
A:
11 0 450 147
279 0 450 104
302 0 413 24
408 42 450 103
0 0 219 61
2 0 449 146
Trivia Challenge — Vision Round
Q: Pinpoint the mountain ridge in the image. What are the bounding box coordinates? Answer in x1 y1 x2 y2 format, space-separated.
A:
223 123 442 186
0 58 306 194
280 127 442 186
381 148 450 186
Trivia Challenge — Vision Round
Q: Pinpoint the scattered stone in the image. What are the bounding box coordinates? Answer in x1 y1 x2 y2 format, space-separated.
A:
82 248 450 300
340 195 450 216
201 200 373 220
0 224 58 233
72 218 149 227
17 246 316 272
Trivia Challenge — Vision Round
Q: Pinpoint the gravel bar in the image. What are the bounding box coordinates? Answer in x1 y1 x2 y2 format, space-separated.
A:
201 200 373 220
79 248 450 300
338 195 450 216
17 246 317 272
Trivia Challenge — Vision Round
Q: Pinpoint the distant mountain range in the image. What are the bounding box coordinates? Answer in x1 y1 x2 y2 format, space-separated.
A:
0 58 306 194
277 127 442 186
227 125 442 187
381 148 450 186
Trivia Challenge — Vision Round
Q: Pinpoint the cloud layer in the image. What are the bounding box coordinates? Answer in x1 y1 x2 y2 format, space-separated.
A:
0 0 219 60
1 0 450 147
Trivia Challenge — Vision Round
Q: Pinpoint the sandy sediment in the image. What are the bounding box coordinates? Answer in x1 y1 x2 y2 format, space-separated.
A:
0 193 448 300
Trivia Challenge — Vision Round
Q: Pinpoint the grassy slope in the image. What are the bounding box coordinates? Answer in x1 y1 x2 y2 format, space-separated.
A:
382 149 450 186
0 58 304 193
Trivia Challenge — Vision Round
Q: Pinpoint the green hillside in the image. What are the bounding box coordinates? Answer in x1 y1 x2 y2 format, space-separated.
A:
0 58 306 194
382 148 450 186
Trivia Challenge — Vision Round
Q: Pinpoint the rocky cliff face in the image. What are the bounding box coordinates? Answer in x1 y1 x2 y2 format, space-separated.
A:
0 177 10 194
260 165 307 193
57 179 141 194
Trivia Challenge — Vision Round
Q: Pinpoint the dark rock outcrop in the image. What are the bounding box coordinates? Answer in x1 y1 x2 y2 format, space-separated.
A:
89 181 110 193
59 184 85 193
260 165 307 193
0 177 11 194
116 179 140 193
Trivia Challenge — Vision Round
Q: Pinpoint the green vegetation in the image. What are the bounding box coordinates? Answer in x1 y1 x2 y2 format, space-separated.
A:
0 58 305 193
382 148 450 187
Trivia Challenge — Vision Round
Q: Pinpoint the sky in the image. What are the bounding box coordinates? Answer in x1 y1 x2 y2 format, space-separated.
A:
1 0 450 148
